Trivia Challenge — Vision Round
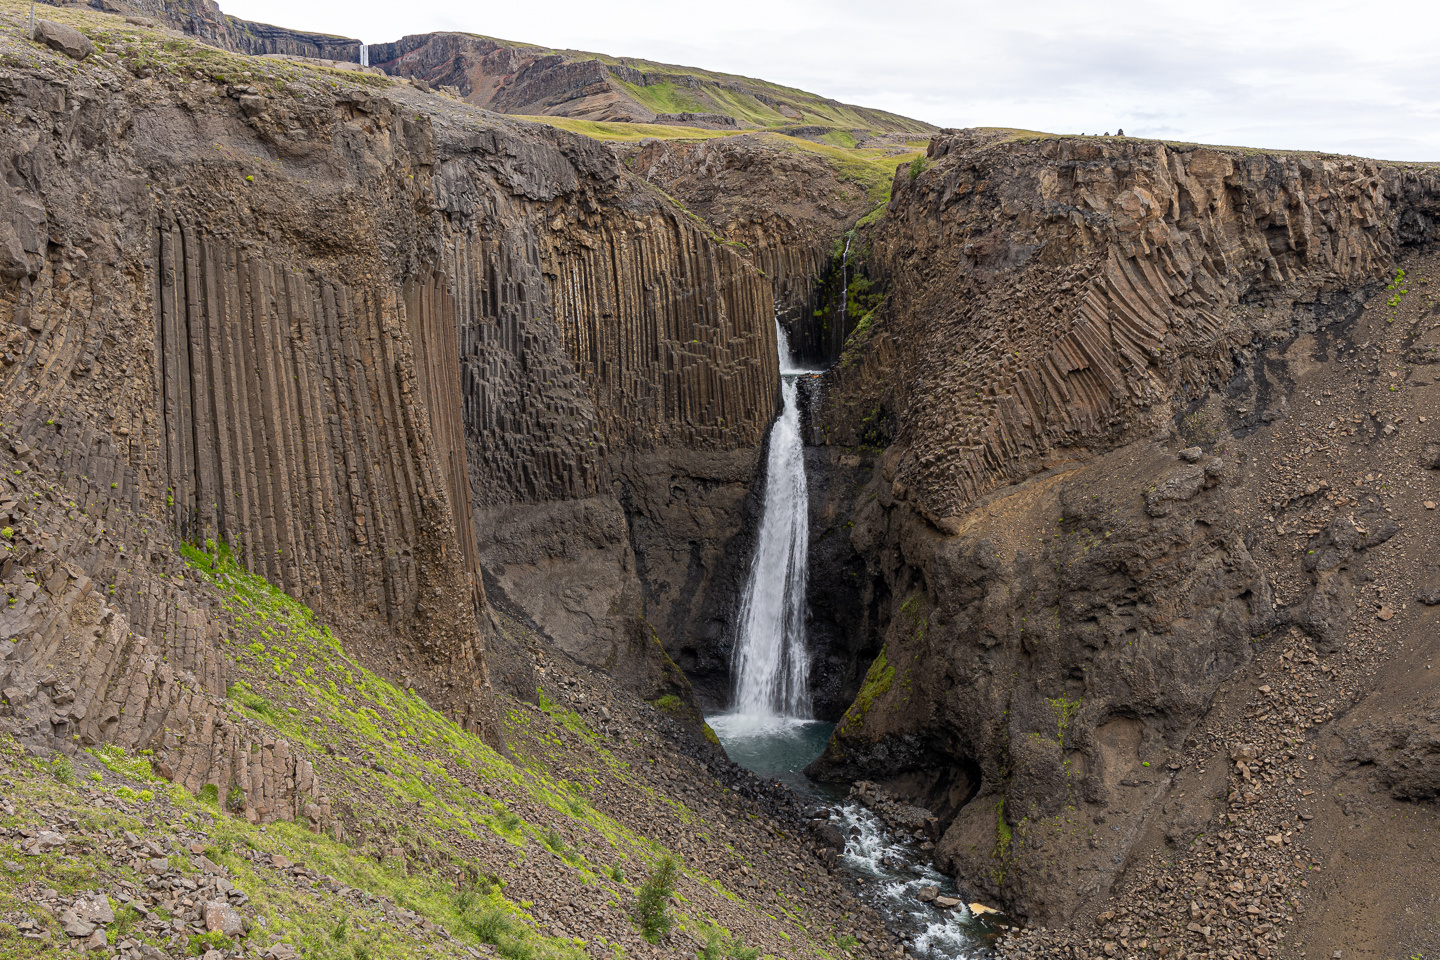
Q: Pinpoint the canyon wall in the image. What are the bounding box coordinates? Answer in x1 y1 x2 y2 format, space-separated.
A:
425 166 780 706
1 49 501 757
809 130 1440 921
1 12 780 803
625 135 873 363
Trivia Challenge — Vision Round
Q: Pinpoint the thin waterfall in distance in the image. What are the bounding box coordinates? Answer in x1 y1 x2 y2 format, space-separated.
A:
728 321 818 721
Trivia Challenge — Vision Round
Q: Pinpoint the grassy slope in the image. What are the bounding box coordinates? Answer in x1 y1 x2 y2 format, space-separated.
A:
0 545 839 959
0 0 390 93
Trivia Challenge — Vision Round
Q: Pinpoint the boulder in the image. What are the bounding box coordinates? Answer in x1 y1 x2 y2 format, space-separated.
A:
204 900 246 937
812 822 845 851
73 895 114 925
22 830 66 854
59 908 95 938
32 21 93 61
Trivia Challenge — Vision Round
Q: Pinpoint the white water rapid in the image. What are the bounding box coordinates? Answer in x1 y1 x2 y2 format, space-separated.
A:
359 44 369 67
726 323 819 721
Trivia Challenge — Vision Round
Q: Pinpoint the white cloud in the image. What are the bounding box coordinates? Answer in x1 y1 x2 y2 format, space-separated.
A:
222 0 1440 161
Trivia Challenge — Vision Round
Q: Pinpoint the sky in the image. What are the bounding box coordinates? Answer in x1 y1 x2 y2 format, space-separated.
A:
223 0 1440 162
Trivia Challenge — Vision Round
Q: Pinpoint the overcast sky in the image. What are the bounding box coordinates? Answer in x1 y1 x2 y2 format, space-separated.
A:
224 0 1440 162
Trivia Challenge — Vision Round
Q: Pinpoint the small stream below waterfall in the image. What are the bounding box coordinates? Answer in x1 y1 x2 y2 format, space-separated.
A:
707 717 997 959
708 322 994 958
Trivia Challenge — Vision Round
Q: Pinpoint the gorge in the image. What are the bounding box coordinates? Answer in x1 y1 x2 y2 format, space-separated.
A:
3 3 1440 960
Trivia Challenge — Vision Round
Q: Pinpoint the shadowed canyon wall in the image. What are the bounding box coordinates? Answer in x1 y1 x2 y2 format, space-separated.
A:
427 189 780 705
808 130 1440 922
625 135 875 362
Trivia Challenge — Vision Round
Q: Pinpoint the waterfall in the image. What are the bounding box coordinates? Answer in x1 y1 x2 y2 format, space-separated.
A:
729 322 816 719
359 44 369 67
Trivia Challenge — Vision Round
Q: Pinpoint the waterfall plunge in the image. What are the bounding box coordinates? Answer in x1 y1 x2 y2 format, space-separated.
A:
728 323 818 720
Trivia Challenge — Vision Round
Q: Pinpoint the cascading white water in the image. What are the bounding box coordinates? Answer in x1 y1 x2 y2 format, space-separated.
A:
707 325 987 960
359 43 369 67
727 323 817 719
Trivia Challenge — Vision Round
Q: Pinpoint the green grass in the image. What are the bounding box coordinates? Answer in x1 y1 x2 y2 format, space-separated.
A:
451 29 935 135
0 742 521 960
514 117 920 214
514 115 733 142
819 130 859 149
836 644 894 737
614 79 707 115
1 0 388 94
769 136 920 205
161 542 827 956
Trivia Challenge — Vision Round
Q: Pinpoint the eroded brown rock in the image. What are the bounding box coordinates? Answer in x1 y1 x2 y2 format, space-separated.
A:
809 130 1440 926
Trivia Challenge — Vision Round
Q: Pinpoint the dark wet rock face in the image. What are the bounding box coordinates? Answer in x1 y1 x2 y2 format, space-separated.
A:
808 444 1267 922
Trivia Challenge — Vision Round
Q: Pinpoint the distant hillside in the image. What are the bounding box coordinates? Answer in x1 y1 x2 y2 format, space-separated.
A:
369 32 937 137
101 1 933 138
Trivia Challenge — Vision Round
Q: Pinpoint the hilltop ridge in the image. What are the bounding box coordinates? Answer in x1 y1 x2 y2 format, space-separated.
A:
369 32 935 139
65 0 935 139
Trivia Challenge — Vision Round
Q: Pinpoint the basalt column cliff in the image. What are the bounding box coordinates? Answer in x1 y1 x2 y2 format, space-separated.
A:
0 26 780 815
809 130 1440 934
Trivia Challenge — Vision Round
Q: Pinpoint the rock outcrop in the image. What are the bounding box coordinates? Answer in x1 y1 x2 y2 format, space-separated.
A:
808 130 1440 923
828 130 1440 528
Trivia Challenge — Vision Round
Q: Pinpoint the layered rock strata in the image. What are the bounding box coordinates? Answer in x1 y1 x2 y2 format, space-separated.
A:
114 0 361 60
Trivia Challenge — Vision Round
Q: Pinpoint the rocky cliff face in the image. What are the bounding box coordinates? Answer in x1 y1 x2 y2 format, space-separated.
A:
808 130 1440 923
427 150 781 706
84 0 363 60
0 10 782 806
625 135 872 344
832 131 1439 527
371 34 647 123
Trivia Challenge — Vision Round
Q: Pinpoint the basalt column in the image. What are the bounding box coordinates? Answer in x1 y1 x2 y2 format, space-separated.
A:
435 201 781 706
545 212 780 709
150 220 497 739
